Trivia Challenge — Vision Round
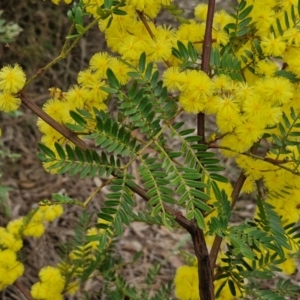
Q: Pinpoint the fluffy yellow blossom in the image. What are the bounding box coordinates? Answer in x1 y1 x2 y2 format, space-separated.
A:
42 98 71 124
105 26 130 53
174 265 199 300
181 70 214 101
235 118 265 146
279 200 300 224
263 106 282 126
179 92 206 114
215 95 240 114
143 1 161 18
0 249 17 268
31 267 65 299
0 261 24 289
155 25 176 41
286 58 300 78
7 218 23 236
64 85 87 110
23 221 45 238
242 176 256 193
31 282 63 300
119 35 146 61
220 134 251 155
203 95 221 115
279 255 297 275
261 77 294 105
283 27 300 46
213 10 234 30
263 170 287 193
84 80 108 104
216 109 242 134
0 92 21 112
162 67 185 91
0 64 26 93
279 0 298 10
0 228 23 251
212 29 229 46
89 52 112 79
251 7 275 36
235 82 254 106
40 131 66 152
176 21 206 50
261 34 286 57
39 266 65 285
255 60 278 77
244 98 266 123
148 37 173 62
213 75 234 92
77 68 98 85
109 58 131 85
38 205 64 222
194 4 208 21
127 0 153 11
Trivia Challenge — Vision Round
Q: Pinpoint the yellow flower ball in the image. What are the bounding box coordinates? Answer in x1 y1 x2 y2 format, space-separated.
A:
0 92 21 112
0 64 26 93
23 221 45 238
0 249 17 268
2 263 24 286
0 229 23 251
7 218 24 236
39 266 65 288
174 265 199 300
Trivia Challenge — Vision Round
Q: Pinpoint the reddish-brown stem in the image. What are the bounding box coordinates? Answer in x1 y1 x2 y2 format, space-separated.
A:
198 0 215 143
14 281 34 300
191 1 216 299
20 92 88 151
201 0 215 75
189 221 214 300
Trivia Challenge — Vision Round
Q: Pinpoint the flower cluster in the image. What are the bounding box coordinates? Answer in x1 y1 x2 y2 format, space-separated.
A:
31 266 66 300
174 265 199 300
0 64 26 112
162 2 300 230
0 249 24 291
0 204 63 291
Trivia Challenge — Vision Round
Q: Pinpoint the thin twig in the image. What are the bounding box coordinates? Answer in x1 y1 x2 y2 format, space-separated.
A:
24 18 100 88
198 0 215 143
83 177 115 207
